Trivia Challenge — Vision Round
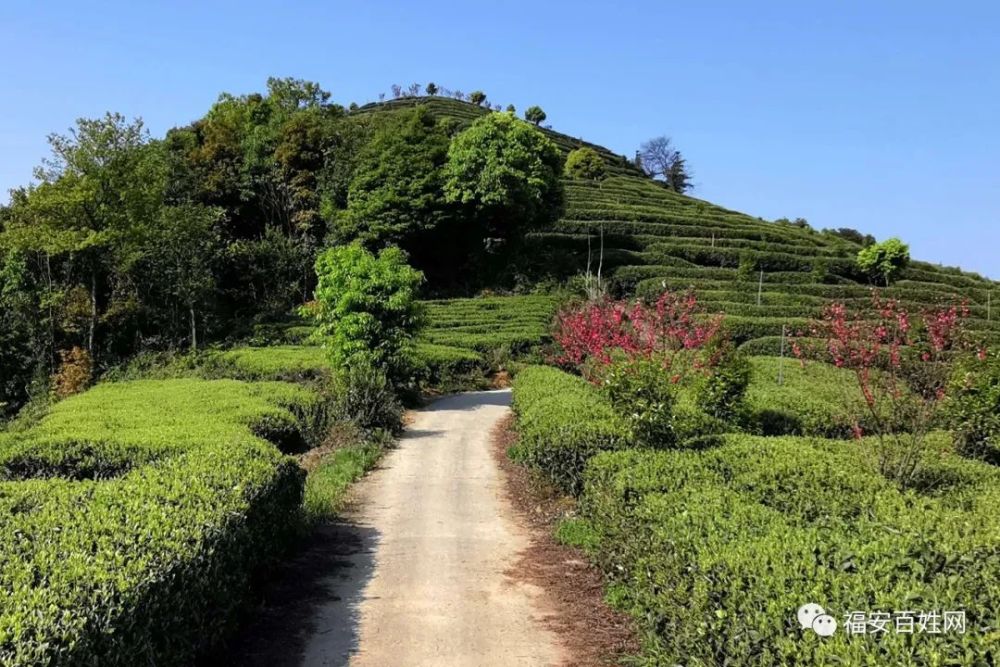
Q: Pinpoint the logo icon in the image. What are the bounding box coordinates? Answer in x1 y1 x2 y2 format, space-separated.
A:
798 603 838 637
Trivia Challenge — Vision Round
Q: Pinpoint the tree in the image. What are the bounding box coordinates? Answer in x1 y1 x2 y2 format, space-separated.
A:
564 147 606 180
666 155 692 193
638 136 692 192
337 107 452 249
523 105 546 126
795 296 978 487
857 237 910 286
444 112 563 244
309 242 424 380
139 204 222 351
505 104 516 113
469 90 487 107
425 82 438 96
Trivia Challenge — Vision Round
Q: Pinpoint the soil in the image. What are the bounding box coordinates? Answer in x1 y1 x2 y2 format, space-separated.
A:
491 413 640 667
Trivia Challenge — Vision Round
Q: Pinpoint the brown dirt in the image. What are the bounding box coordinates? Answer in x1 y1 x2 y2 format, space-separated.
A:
491 414 639 667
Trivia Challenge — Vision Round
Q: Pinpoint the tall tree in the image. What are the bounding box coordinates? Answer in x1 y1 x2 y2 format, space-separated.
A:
638 136 692 192
523 105 546 126
336 107 452 250
444 112 563 244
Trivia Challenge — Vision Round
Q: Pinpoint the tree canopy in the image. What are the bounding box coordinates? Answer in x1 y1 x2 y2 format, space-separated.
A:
444 112 563 243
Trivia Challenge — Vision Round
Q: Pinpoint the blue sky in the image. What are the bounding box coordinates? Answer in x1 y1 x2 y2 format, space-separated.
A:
2 1 998 277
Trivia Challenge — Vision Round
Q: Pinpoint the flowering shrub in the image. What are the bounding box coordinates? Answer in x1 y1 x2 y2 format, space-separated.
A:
794 293 983 487
553 290 723 381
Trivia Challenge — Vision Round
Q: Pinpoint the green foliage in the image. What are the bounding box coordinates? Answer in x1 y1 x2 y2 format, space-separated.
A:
303 439 383 522
420 295 558 356
331 362 404 434
523 105 546 126
444 112 563 244
694 346 751 422
511 365 629 494
947 352 1000 462
0 378 321 665
310 242 424 379
468 90 487 106
857 237 910 285
564 147 606 181
580 435 1000 665
743 356 874 437
410 343 488 391
337 106 452 249
599 358 676 447
204 345 330 381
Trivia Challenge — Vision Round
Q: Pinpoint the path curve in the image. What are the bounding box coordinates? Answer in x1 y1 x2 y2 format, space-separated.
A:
301 390 565 666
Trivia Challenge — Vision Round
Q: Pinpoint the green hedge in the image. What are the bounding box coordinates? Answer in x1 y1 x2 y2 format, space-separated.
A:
580 435 1000 665
0 379 323 665
510 365 630 493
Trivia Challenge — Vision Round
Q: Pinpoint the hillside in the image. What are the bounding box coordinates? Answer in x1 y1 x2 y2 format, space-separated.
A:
364 96 1000 348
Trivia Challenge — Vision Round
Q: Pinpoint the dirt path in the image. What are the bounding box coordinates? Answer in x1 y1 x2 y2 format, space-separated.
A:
230 390 567 666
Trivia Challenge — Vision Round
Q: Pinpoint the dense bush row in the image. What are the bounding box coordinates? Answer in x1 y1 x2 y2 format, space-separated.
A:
0 378 325 665
578 435 1000 665
510 365 629 493
420 295 557 355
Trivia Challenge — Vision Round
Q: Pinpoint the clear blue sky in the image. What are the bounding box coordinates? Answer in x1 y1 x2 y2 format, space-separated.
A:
2 1 998 277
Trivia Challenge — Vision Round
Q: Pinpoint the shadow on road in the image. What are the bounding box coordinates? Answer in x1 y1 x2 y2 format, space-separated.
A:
207 518 380 667
432 389 511 411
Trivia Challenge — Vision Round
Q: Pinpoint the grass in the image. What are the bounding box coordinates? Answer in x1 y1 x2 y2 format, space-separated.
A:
303 441 383 522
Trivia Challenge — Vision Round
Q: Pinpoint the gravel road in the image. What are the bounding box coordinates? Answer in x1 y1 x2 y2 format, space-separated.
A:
299 389 565 666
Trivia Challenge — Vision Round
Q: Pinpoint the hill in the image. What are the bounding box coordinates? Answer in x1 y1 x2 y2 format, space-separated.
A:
364 96 999 348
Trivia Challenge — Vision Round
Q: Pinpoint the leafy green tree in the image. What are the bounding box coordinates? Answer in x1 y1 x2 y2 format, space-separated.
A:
337 107 452 248
444 112 563 244
564 147 606 180
857 237 910 286
309 243 424 380
425 82 438 96
138 205 222 350
469 90 487 107
505 104 516 113
523 105 546 126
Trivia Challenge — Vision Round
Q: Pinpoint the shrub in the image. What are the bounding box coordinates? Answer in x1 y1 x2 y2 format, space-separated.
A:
511 365 629 493
598 358 676 447
0 379 316 665
564 147 606 181
332 362 404 434
794 295 981 487
694 344 751 422
947 351 1000 462
50 346 92 399
309 242 424 382
579 436 1000 665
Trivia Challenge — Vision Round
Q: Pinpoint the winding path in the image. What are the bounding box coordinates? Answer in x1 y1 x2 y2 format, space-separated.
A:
232 390 565 666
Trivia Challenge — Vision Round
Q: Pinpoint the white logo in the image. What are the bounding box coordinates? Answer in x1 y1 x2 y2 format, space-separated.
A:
798 603 838 637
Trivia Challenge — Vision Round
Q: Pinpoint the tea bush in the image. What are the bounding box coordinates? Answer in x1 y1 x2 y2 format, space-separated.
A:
510 365 629 493
580 435 1000 665
0 378 324 665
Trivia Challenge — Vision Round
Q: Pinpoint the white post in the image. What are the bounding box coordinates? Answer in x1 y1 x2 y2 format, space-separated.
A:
757 269 764 307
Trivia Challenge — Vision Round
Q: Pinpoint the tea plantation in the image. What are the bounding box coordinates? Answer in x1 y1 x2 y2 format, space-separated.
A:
512 362 1000 665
